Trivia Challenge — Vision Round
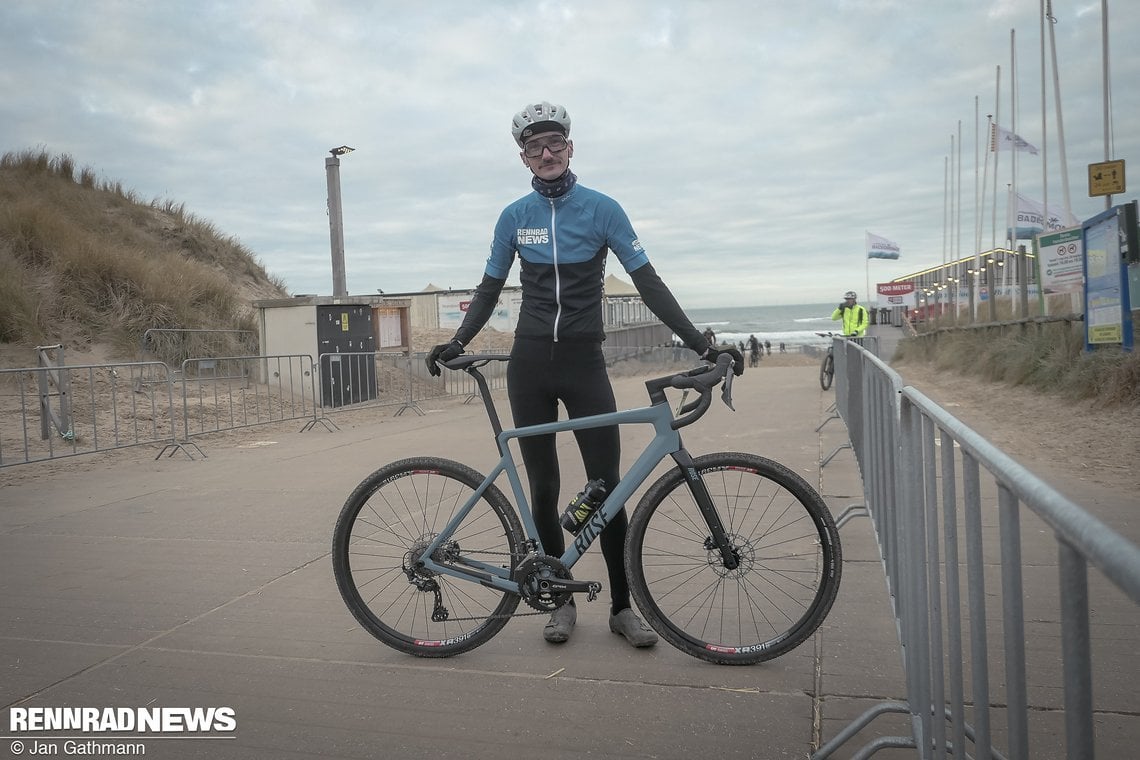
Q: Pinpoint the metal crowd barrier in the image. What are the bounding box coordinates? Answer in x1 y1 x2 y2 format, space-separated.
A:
5 345 767 468
0 360 181 467
2 349 511 467
316 348 690 416
815 339 1140 759
180 354 324 438
315 351 509 416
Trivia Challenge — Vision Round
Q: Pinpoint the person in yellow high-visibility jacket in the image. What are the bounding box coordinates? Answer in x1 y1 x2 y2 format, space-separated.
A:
831 291 868 338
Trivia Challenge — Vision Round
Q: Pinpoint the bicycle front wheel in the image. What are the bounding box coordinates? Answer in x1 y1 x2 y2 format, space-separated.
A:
626 453 842 665
819 351 834 390
333 457 524 657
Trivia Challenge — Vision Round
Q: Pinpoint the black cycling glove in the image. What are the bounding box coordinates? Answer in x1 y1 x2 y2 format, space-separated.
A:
837 303 848 311
702 345 745 376
426 340 463 376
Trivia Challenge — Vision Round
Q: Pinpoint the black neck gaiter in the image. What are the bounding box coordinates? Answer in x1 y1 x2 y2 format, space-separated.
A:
531 170 577 199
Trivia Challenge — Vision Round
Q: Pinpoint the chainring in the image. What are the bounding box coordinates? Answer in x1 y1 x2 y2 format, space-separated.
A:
514 555 574 612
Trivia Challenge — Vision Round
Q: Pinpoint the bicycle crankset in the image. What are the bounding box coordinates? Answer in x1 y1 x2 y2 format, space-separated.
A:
514 555 601 611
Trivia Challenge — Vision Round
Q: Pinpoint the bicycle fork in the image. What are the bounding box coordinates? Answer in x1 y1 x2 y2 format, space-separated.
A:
671 450 740 571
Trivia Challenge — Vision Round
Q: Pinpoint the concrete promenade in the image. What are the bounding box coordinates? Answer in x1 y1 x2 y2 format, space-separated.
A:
0 340 1135 759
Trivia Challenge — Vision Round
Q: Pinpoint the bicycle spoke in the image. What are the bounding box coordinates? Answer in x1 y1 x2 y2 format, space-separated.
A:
627 453 841 664
333 458 523 657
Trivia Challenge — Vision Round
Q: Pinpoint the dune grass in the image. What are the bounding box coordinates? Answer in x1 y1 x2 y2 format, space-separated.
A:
894 318 1140 407
0 148 288 359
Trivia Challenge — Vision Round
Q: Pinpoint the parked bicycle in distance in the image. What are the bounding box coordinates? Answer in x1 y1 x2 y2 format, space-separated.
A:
332 354 842 665
816 332 837 390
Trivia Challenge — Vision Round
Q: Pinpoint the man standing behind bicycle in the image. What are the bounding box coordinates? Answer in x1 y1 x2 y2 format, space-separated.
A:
831 291 868 339
427 101 743 648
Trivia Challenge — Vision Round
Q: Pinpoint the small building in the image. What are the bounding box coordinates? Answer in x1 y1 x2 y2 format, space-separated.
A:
253 275 670 407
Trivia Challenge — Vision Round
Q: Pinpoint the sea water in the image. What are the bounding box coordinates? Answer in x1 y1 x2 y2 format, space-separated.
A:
684 303 839 349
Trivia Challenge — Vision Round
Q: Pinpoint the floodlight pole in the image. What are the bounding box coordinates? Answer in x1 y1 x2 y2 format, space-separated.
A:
326 146 355 297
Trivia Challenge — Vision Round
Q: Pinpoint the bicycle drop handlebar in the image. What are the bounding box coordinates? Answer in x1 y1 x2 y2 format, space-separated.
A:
644 353 735 429
440 353 736 431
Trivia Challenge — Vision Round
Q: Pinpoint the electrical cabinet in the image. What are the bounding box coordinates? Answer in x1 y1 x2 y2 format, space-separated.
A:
255 297 378 409
315 304 377 407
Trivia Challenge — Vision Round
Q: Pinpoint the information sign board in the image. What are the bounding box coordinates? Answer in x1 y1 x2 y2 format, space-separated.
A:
1088 159 1125 197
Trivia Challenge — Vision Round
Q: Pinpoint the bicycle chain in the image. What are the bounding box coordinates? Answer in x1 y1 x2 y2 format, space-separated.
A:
425 547 567 622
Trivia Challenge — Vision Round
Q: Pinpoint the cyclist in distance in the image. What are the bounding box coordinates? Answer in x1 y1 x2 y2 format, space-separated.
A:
831 291 868 338
426 101 744 648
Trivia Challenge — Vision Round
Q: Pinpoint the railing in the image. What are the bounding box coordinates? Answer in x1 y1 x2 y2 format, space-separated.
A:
181 354 324 438
316 351 510 416
0 360 181 466
0 345 704 469
814 338 1140 760
910 312 1083 340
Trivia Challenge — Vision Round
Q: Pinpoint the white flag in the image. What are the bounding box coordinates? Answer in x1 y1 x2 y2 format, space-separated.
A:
991 124 1039 155
866 232 900 260
1008 193 1080 239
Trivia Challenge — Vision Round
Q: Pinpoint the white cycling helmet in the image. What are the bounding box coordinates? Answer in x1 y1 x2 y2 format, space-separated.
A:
511 101 571 147
844 291 857 300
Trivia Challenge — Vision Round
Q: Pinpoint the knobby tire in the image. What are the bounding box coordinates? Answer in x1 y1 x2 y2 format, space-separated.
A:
332 457 524 657
819 351 834 391
625 452 842 665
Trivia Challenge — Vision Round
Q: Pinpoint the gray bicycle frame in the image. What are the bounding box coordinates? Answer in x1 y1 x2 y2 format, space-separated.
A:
414 399 683 593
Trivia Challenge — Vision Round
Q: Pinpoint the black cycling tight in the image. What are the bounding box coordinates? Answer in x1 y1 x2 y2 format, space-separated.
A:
507 338 629 615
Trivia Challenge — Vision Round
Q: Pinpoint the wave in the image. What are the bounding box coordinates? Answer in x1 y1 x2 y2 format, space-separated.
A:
684 303 837 347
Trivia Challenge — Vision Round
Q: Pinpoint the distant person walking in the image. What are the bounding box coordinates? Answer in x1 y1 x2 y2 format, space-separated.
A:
831 290 869 338
764 339 772 356
702 327 717 347
748 334 761 368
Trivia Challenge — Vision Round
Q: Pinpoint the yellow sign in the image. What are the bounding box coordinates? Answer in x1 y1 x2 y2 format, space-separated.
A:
1088 159 1125 197
340 313 349 331
1089 323 1122 344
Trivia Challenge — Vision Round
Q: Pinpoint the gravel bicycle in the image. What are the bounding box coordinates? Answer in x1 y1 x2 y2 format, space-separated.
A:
817 332 837 390
332 354 842 665
817 332 867 390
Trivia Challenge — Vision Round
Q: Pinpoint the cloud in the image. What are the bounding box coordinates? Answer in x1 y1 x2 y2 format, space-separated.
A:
1 0 1136 308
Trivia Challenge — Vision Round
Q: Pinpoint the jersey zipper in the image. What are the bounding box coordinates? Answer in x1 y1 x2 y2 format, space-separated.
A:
549 198 561 342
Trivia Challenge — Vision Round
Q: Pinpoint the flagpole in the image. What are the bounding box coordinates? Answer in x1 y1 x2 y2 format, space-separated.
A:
974 96 982 318
1101 0 1111 210
981 114 992 276
1011 28 1017 215
865 255 870 314
957 119 963 324
1011 28 1019 241
1046 0 1073 219
1040 0 1049 319
950 132 957 324
942 153 949 324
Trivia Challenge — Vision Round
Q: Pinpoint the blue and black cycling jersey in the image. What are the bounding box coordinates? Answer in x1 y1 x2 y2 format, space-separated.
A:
454 183 707 352
487 183 647 342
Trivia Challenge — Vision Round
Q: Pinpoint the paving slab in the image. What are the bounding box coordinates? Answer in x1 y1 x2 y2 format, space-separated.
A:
1 348 1136 759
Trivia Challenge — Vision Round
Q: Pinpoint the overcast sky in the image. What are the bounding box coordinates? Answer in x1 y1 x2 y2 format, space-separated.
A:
3 1 1137 307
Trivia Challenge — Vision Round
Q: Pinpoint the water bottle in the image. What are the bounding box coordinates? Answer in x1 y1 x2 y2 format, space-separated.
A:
559 479 608 535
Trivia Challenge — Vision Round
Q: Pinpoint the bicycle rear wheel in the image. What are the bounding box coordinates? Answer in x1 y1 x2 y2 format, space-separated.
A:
333 457 524 657
626 452 841 665
819 351 834 390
